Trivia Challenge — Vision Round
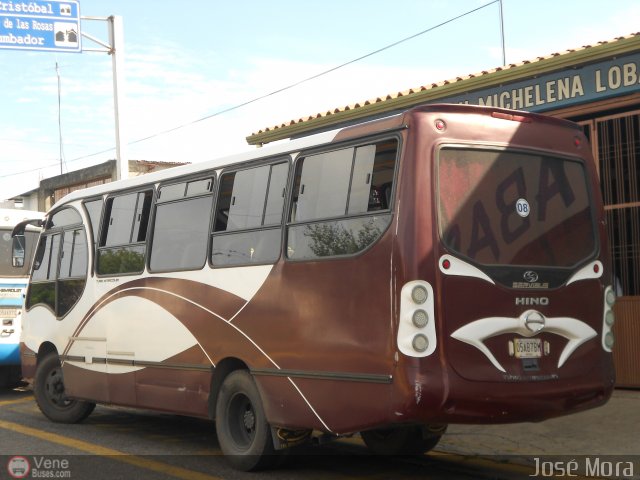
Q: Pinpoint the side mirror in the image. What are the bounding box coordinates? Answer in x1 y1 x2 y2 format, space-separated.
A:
12 235 26 268
11 217 43 269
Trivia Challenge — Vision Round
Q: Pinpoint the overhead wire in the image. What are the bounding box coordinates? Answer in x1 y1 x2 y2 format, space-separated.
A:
127 0 499 146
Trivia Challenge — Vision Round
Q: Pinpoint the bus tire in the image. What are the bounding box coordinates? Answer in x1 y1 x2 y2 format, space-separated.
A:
361 425 445 456
33 353 95 424
215 370 276 471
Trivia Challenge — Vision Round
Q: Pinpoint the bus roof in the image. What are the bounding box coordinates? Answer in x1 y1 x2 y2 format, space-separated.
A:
49 103 580 211
48 122 374 210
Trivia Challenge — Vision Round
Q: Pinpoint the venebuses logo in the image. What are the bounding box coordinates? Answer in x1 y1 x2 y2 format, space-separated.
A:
7 456 71 478
7 456 30 479
523 271 539 283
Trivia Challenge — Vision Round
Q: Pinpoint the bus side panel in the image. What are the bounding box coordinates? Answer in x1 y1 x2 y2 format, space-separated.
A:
134 345 211 417
63 363 110 403
257 377 394 434
382 115 450 422
229 232 398 433
251 376 327 430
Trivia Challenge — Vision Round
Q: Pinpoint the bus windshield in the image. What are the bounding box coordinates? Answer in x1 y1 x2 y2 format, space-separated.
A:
0 228 40 277
438 146 596 268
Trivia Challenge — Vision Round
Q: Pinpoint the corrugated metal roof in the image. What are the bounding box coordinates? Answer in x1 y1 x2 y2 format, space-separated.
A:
247 32 640 146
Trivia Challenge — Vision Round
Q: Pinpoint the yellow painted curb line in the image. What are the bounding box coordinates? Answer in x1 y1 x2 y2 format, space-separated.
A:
0 396 35 407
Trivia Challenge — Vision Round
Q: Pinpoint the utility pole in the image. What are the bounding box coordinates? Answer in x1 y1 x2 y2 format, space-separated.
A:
109 16 128 181
499 0 506 66
81 15 128 180
55 61 64 175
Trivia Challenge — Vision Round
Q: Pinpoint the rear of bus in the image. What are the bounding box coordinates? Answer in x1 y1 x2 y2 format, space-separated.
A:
394 105 615 425
0 211 41 388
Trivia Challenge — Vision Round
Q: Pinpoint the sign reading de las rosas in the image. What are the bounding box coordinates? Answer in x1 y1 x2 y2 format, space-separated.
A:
0 0 81 52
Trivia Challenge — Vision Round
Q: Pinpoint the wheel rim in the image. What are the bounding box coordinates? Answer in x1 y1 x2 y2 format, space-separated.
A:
227 392 256 450
44 366 73 409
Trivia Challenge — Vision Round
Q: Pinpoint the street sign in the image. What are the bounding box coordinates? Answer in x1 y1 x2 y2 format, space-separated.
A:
0 0 81 52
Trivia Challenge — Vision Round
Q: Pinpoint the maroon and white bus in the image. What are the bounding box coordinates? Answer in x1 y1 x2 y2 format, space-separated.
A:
15 104 616 470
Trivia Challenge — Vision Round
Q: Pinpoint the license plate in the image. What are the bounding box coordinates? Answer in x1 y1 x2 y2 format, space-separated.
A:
0 308 17 318
513 338 542 358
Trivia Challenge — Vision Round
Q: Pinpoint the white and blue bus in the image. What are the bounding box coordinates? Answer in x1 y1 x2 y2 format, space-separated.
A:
0 208 42 387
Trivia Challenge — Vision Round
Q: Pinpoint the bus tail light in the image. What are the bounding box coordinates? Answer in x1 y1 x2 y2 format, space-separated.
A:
412 334 429 353
606 289 616 307
411 285 428 304
412 309 429 328
602 286 615 352
398 281 437 357
604 332 615 350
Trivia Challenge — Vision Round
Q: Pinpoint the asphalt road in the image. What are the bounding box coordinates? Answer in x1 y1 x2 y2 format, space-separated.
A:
0 385 542 480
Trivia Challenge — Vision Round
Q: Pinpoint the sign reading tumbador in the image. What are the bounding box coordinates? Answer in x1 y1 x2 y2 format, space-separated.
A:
0 0 81 52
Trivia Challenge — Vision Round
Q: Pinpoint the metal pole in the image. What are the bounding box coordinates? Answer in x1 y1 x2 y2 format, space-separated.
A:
55 61 63 175
499 0 506 66
108 15 128 180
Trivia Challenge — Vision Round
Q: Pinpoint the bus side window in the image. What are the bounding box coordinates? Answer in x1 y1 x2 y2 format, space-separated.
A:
211 161 288 267
348 145 377 214
83 198 103 253
294 148 353 222
97 190 153 275
149 177 214 272
57 228 88 316
27 207 87 316
287 139 397 260
31 235 57 283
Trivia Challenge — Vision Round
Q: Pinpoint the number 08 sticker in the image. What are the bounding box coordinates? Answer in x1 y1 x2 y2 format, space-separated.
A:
516 198 530 218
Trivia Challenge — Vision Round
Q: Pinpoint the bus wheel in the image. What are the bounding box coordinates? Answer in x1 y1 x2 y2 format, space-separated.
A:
361 425 445 456
33 353 95 424
215 370 276 471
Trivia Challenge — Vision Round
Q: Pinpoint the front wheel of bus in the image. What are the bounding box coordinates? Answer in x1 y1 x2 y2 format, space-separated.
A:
33 353 95 424
361 424 446 456
215 370 277 471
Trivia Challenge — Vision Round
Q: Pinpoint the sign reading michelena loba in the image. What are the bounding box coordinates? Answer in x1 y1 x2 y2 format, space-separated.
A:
441 51 640 112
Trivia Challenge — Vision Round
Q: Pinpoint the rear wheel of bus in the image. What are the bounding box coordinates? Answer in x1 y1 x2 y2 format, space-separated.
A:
215 370 277 471
360 424 446 456
33 353 95 423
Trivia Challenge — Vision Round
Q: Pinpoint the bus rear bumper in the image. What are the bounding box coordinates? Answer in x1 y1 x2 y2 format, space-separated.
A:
434 382 614 424
421 359 616 424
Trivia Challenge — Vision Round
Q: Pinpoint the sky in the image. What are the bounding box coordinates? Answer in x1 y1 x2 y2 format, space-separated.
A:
0 0 639 201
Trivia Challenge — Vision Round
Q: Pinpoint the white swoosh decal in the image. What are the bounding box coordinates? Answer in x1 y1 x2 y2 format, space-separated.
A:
451 310 597 372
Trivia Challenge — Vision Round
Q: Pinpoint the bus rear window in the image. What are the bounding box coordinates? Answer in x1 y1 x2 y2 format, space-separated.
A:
438 147 596 268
